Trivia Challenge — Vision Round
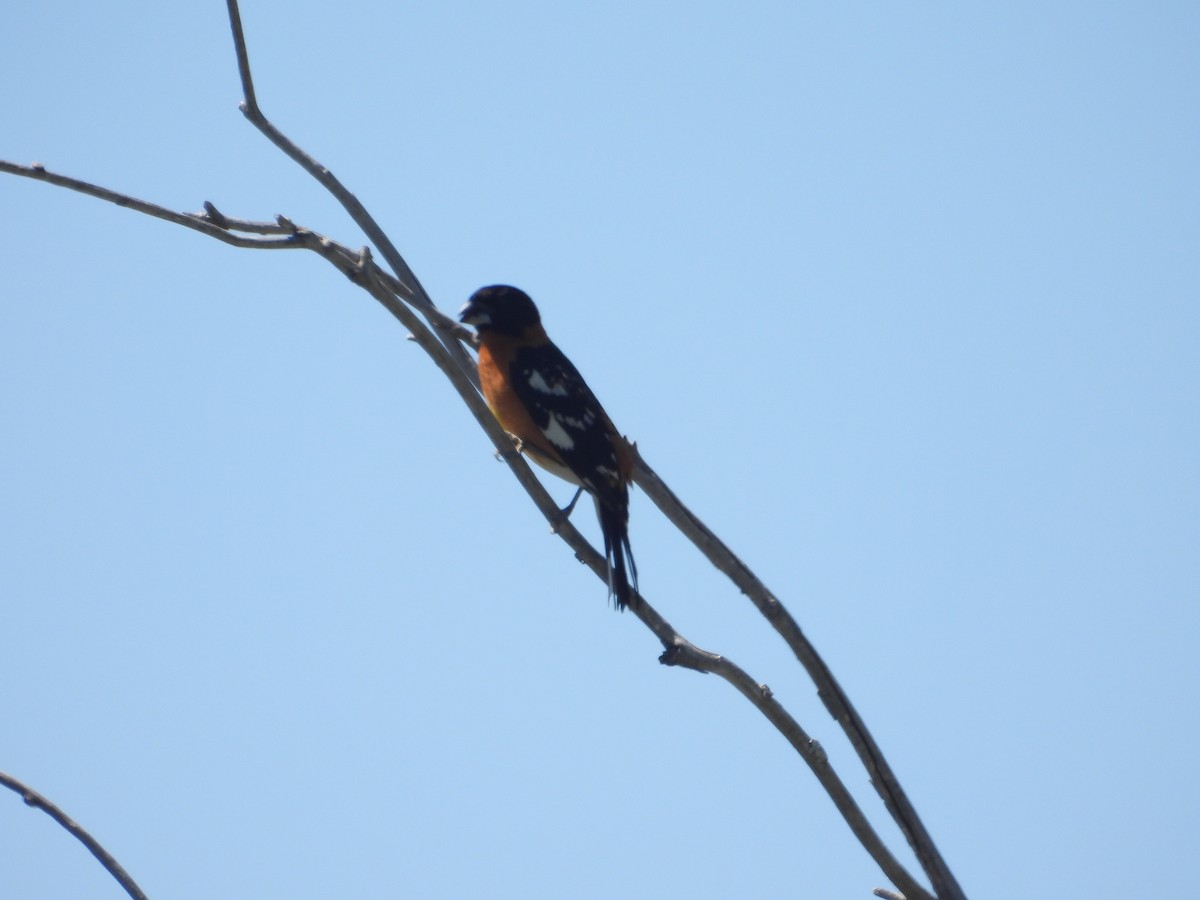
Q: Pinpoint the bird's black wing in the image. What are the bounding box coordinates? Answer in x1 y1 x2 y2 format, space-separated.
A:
508 341 624 500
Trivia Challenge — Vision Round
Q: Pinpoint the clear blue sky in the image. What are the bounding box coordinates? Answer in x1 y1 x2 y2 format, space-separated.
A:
3 3 1197 898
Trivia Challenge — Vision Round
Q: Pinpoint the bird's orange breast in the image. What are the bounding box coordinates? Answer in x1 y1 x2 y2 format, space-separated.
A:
477 337 568 469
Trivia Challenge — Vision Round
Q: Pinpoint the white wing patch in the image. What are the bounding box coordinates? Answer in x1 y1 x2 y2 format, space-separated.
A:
528 369 570 396
556 411 595 430
541 414 577 450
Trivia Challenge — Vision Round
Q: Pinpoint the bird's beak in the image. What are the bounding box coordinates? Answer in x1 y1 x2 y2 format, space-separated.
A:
458 300 489 327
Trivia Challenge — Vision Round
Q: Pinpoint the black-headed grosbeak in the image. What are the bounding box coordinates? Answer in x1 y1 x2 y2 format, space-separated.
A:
459 284 639 610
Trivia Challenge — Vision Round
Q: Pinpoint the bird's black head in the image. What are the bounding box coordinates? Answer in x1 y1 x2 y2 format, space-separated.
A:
458 284 542 336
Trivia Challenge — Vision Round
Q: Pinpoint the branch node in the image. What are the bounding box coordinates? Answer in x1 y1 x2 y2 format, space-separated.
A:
658 645 681 666
202 201 229 228
658 642 709 673
340 245 375 286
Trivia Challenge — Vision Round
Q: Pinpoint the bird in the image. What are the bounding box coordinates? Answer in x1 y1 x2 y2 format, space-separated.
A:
459 284 639 610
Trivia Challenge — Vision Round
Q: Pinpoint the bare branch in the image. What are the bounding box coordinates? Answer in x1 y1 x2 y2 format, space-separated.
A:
222 0 474 377
659 645 932 900
0 161 470 351
0 160 298 250
0 770 149 900
633 455 963 900
223 0 257 112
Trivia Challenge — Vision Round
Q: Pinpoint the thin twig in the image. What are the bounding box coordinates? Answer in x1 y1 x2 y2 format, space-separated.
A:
0 161 300 250
1 162 465 356
0 771 150 900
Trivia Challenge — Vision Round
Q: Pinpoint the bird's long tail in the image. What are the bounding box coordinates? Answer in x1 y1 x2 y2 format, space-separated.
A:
596 496 639 611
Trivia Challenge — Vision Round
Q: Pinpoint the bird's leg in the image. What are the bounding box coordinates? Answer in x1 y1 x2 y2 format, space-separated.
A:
502 432 585 532
549 486 585 534
561 486 585 518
